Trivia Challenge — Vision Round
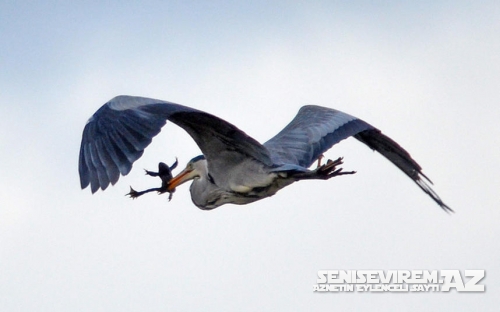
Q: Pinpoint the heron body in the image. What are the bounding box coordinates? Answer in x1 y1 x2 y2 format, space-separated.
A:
175 156 286 209
79 96 451 212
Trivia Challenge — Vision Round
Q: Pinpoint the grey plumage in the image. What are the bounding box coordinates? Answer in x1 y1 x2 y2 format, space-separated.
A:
79 95 451 212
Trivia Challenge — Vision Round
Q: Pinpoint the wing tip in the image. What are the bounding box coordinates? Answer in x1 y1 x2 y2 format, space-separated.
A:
415 176 453 213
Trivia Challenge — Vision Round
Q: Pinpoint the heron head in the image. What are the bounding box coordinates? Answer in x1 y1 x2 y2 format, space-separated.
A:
167 155 207 191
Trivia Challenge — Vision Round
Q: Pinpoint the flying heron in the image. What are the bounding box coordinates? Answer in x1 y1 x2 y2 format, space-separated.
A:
79 96 451 212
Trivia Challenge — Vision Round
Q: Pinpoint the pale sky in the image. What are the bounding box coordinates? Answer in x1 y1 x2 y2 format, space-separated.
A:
1 1 499 311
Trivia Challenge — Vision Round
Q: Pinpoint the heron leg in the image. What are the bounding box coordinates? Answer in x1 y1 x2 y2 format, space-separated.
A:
318 157 356 179
316 154 325 168
295 157 356 181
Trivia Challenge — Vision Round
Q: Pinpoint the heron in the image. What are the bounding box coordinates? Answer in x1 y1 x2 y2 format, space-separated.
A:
79 95 451 212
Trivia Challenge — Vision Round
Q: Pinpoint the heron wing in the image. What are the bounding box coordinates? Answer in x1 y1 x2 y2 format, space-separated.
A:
264 105 373 168
264 105 451 211
79 96 272 193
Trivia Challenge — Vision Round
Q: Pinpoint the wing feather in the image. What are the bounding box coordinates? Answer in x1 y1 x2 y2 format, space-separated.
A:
79 96 270 192
264 105 374 167
79 97 450 211
264 105 451 211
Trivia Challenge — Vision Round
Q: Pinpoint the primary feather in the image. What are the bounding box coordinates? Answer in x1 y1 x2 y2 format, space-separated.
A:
79 95 451 212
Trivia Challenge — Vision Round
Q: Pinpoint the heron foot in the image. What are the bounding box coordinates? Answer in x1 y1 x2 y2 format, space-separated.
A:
296 157 355 180
316 157 356 179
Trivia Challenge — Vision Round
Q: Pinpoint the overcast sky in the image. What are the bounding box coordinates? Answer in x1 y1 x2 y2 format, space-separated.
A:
1 1 499 311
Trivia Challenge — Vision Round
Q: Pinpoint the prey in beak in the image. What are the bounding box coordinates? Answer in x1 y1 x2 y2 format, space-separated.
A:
166 155 206 192
166 166 196 191
126 158 178 201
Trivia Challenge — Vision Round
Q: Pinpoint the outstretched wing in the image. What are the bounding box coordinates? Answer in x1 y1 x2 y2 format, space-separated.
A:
264 105 372 168
264 105 451 212
79 96 272 193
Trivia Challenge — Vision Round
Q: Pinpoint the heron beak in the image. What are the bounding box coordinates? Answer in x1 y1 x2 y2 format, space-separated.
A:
167 167 195 191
